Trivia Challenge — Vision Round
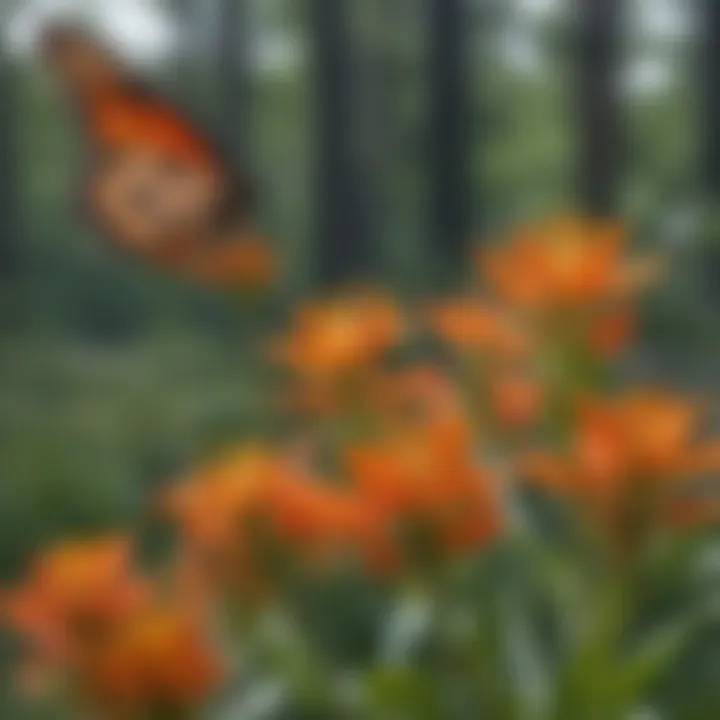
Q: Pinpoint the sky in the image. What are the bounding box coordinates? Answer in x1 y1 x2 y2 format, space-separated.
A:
4 0 303 73
3 0 690 93
5 0 175 60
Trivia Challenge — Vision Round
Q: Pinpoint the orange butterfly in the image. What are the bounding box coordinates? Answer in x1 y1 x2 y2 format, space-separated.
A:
41 23 275 288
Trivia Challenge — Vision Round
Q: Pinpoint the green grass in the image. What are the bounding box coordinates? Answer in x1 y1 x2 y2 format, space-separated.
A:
0 332 276 578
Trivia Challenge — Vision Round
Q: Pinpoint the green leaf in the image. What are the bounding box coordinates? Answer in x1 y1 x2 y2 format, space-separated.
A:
364 667 444 720
608 617 699 718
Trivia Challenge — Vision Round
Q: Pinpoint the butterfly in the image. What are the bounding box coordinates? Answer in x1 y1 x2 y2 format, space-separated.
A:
41 23 274 287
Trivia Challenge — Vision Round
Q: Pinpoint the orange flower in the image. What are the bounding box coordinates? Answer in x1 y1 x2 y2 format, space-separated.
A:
83 603 221 714
282 376 344 417
429 299 531 358
165 445 371 591
576 393 704 479
665 497 720 530
368 365 467 431
285 362 462 424
264 478 373 560
272 292 403 377
586 305 635 357
480 217 659 310
345 421 500 567
165 446 278 555
3 537 148 666
488 371 544 430
524 391 720 544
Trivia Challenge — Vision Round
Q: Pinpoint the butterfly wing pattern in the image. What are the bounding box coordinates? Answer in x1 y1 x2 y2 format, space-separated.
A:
42 23 274 288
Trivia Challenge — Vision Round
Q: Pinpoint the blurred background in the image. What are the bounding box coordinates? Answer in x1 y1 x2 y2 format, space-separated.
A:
0 0 718 711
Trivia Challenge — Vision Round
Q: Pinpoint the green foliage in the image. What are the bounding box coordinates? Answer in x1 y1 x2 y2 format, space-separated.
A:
0 3 717 717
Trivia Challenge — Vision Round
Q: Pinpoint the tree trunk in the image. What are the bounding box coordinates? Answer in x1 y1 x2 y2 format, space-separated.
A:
699 0 720 294
217 0 253 166
310 0 370 286
0 40 19 277
427 0 471 278
575 0 623 217
171 0 203 100
701 0 720 204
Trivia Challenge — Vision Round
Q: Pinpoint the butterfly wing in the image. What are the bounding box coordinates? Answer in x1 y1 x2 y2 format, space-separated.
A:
43 24 271 286
85 90 234 252
85 93 273 286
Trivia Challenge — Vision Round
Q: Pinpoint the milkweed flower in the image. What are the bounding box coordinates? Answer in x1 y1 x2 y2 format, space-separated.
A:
480 217 661 311
2 537 148 670
487 370 545 431
165 445 372 595
428 299 531 359
424 299 544 434
585 304 635 358
271 292 404 378
0 537 223 717
524 390 720 551
475 218 661 402
345 418 501 572
367 365 467 431
665 496 720 530
82 603 222 716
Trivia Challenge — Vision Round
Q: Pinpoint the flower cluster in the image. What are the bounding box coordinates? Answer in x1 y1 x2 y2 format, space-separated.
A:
165 445 371 597
4 217 716 719
525 391 720 553
3 538 220 716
